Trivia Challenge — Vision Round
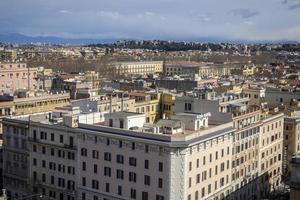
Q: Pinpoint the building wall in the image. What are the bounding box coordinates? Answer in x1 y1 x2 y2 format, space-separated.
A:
185 133 233 200
161 93 176 119
242 88 265 106
283 117 300 174
0 63 38 95
2 120 30 199
115 61 163 75
258 114 283 197
14 93 70 115
28 123 77 200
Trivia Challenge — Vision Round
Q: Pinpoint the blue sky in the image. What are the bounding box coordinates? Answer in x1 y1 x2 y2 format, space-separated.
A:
1 0 300 41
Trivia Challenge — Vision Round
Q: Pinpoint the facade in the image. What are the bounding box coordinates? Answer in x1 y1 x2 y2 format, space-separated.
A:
164 63 234 78
14 93 70 115
2 118 31 199
290 154 300 200
161 93 177 119
242 87 265 106
174 94 284 199
114 61 164 76
265 87 300 106
155 78 217 91
0 63 38 95
72 95 136 114
283 114 300 174
258 113 283 197
129 92 161 123
2 111 235 200
29 116 77 200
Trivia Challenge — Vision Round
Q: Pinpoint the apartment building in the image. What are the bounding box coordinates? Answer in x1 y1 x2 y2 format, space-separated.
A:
2 109 234 200
2 118 31 199
164 62 234 78
71 94 135 113
283 113 300 174
0 102 14 135
174 93 284 199
230 106 262 200
13 92 70 115
161 93 177 119
258 113 283 197
0 63 38 95
114 61 164 76
129 91 161 123
265 87 300 107
29 115 77 200
242 86 265 106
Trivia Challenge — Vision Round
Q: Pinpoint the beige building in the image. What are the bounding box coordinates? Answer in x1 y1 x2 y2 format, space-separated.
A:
114 61 163 76
14 92 70 115
242 86 266 106
165 63 234 77
258 113 284 197
0 63 38 95
2 110 234 200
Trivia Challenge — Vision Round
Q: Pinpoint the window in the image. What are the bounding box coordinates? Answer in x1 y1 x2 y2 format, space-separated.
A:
157 162 163 172
130 189 136 199
117 169 124 179
197 174 200 183
51 133 54 141
82 177 86 186
118 185 122 195
156 195 164 200
185 103 192 111
82 162 86 171
33 145 37 152
129 157 137 166
142 192 148 200
94 164 98 174
158 178 163 188
60 135 64 143
92 150 99 159
109 119 113 127
132 142 136 150
92 180 99 189
201 187 205 197
129 172 137 182
106 183 110 192
33 158 37 166
81 148 87 156
104 167 111 177
144 175 151 185
145 160 149 169
104 152 111 161
116 154 124 164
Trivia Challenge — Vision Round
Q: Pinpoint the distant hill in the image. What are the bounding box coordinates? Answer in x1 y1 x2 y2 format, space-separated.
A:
0 33 116 44
0 33 298 45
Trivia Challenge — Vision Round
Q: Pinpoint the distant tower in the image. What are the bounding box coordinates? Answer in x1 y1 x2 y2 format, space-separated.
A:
290 154 300 200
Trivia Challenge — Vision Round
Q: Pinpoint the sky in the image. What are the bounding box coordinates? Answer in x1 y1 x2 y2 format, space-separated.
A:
1 0 300 41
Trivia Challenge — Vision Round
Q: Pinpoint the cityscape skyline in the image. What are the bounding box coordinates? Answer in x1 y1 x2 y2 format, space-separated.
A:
1 0 300 42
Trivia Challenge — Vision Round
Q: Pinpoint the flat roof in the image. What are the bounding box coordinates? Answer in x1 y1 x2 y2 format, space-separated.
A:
106 111 144 118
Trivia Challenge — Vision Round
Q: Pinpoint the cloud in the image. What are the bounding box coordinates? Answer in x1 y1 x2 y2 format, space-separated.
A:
59 10 72 14
243 21 255 25
289 3 300 9
0 0 300 41
231 8 260 18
